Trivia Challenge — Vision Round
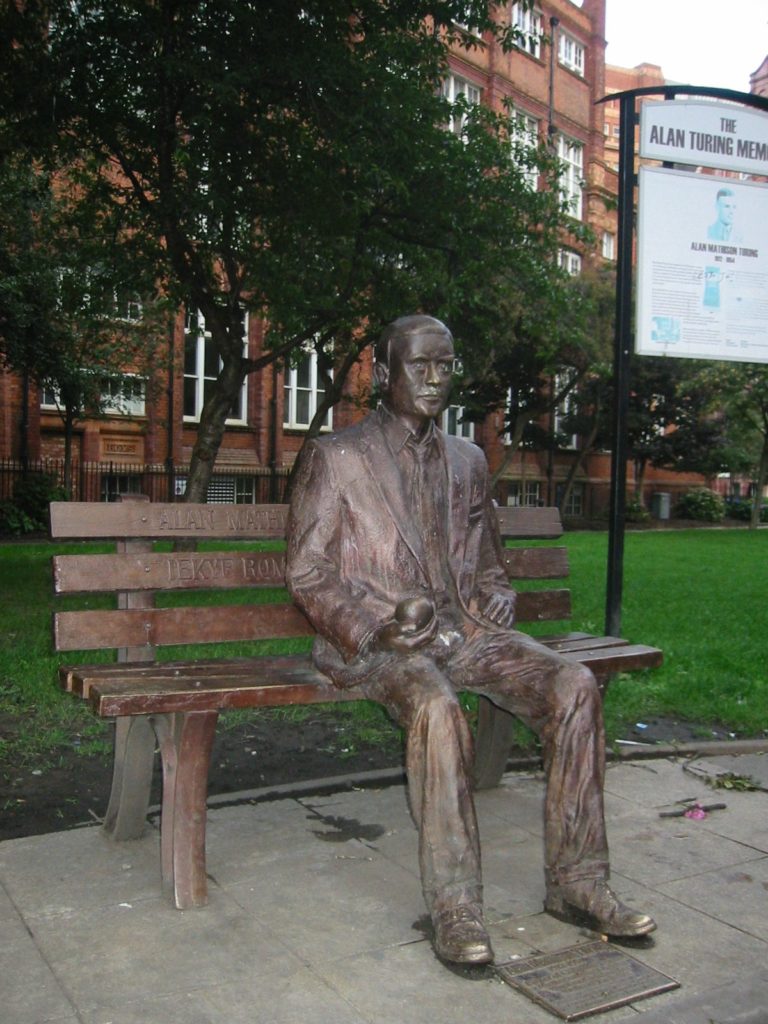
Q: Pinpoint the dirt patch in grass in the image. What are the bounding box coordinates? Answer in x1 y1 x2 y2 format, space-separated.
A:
0 712 405 841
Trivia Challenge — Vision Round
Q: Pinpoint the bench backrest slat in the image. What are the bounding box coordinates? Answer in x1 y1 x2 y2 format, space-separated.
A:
53 591 571 652
54 550 288 593
54 546 567 594
50 502 562 542
50 501 571 655
50 502 288 540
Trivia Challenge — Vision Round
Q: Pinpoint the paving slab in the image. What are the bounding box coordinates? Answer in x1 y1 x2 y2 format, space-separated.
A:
658 855 768 941
26 890 304 1014
0 823 161 917
613 971 768 1024
685 752 768 791
0 882 78 1024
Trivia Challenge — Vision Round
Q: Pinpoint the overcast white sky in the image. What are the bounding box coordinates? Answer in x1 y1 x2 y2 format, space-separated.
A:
604 0 767 94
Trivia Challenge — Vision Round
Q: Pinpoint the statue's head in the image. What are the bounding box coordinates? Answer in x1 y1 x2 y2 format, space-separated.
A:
374 315 455 433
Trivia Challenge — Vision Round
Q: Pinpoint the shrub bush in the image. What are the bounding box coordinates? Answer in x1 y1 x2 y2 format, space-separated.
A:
624 499 650 523
0 473 66 536
676 488 725 522
724 498 768 523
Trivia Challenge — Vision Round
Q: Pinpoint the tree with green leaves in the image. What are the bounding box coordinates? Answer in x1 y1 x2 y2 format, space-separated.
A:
690 363 768 529
1 0 581 500
0 154 165 492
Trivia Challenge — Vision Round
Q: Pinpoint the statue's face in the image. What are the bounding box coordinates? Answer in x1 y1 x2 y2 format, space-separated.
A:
382 328 455 434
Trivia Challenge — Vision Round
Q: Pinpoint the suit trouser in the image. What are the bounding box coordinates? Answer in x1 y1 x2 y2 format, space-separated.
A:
359 626 609 915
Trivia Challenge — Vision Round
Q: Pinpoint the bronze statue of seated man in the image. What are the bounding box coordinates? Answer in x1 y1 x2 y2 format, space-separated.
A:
287 314 656 965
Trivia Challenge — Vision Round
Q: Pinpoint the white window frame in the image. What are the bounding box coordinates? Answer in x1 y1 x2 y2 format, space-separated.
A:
283 348 333 432
40 374 146 417
511 109 540 190
560 481 584 517
183 310 248 425
441 405 475 440
101 374 146 417
553 373 579 449
511 3 543 59
556 135 584 219
40 384 59 410
558 249 582 275
441 74 482 136
602 231 616 261
507 480 541 507
558 31 585 76
453 19 482 38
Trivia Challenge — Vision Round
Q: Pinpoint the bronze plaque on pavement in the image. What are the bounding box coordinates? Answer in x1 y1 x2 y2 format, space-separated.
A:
496 941 679 1020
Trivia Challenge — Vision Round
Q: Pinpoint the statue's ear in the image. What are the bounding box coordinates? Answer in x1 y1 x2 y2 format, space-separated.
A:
373 362 389 391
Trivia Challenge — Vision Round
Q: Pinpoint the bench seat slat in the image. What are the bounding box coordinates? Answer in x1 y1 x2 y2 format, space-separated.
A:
72 638 662 718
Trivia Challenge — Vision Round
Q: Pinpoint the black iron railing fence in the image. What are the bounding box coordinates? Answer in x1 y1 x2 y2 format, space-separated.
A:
0 458 291 505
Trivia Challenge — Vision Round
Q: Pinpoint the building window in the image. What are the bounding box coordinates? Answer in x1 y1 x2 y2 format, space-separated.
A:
553 373 579 449
511 110 540 190
511 3 543 59
453 19 482 37
40 385 59 410
441 74 482 135
101 375 146 417
283 349 332 431
183 310 248 424
558 482 584 517
40 375 146 416
441 405 475 440
113 290 143 323
556 135 584 219
602 231 616 261
101 473 142 503
558 32 585 76
507 481 541 507
558 250 582 275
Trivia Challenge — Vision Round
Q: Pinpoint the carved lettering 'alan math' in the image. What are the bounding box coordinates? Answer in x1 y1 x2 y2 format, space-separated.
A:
156 506 288 533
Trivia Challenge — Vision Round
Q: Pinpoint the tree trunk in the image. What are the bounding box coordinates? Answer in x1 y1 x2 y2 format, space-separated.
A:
184 356 246 503
63 409 75 499
558 414 599 515
490 414 529 488
750 432 768 530
633 457 647 504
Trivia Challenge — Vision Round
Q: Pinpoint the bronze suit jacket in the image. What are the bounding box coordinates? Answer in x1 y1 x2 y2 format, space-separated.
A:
286 411 513 688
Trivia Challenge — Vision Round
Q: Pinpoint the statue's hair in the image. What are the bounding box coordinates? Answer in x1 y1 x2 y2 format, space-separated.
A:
374 315 452 367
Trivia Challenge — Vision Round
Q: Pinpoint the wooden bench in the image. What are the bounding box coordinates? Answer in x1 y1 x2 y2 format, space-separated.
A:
49 497 662 910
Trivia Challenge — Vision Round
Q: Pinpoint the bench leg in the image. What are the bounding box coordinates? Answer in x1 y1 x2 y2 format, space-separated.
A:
153 710 218 910
102 716 157 840
473 695 517 790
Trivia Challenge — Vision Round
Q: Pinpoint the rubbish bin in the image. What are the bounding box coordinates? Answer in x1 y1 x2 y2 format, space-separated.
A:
651 492 671 520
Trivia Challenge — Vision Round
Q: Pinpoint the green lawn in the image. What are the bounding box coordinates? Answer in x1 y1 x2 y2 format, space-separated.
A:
0 529 766 769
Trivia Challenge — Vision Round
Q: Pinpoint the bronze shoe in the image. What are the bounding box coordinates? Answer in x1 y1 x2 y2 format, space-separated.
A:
432 904 494 964
545 879 656 938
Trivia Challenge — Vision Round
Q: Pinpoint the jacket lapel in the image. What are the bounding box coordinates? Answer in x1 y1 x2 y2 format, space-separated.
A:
445 435 472 577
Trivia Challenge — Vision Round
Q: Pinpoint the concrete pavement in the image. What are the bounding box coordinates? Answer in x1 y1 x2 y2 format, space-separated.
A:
1 754 767 1024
